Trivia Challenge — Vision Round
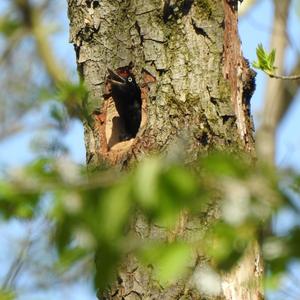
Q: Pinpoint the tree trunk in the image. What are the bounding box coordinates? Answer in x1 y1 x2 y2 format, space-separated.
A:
67 0 262 299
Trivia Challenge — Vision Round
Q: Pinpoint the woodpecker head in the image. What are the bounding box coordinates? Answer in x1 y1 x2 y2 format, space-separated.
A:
107 62 140 95
107 68 135 88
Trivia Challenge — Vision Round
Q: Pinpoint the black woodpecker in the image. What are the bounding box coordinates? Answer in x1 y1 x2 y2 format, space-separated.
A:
107 65 142 140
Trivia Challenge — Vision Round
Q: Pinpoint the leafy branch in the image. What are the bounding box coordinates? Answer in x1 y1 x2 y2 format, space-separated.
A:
253 43 300 80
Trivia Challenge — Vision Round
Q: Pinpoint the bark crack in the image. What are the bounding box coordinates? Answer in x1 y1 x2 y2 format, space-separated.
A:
135 8 157 16
191 18 211 42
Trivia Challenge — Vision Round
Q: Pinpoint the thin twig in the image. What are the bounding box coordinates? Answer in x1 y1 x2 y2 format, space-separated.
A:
266 71 300 80
2 235 33 290
0 28 26 65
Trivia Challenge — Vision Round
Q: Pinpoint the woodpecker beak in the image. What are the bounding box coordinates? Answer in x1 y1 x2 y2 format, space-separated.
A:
107 68 126 87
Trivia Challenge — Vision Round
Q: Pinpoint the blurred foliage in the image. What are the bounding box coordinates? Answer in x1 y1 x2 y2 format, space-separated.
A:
1 149 299 295
0 290 15 300
0 1 300 300
0 17 22 37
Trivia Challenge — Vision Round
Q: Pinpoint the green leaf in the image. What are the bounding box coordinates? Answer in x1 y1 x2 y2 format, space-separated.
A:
134 157 161 209
139 242 191 285
164 166 197 201
0 180 40 219
205 222 253 270
269 49 276 66
252 61 260 69
56 81 88 119
94 243 122 292
49 103 69 129
0 17 21 36
252 43 277 73
57 82 88 104
152 166 198 226
256 43 265 63
55 247 87 271
0 290 15 300
97 182 132 239
200 152 249 178
264 272 284 290
54 215 73 252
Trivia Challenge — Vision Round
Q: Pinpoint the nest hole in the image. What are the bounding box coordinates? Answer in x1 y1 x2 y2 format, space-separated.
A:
98 70 153 159
103 96 147 153
104 98 135 151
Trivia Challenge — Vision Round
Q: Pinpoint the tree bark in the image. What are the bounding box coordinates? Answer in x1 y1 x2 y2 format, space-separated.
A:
67 0 262 299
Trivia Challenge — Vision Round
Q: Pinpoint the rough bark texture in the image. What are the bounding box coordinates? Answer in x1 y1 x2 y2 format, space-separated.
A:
67 0 261 299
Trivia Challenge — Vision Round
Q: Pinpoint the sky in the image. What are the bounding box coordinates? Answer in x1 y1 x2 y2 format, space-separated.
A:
240 0 300 170
0 0 300 299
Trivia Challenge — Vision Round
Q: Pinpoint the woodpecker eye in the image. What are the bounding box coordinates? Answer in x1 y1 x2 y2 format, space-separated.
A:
127 77 133 82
